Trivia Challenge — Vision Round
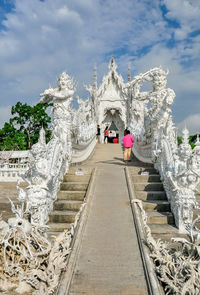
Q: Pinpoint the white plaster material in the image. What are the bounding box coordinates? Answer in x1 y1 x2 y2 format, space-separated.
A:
0 58 200 293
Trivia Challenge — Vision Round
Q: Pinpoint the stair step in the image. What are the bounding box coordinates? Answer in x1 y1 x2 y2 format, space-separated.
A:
142 200 170 211
67 167 92 175
134 183 164 191
135 191 167 201
132 175 161 183
54 200 82 211
149 224 182 242
150 224 188 242
149 223 178 235
47 222 72 232
63 175 90 182
147 211 174 225
60 182 88 191
152 233 189 243
49 210 77 223
131 162 154 168
57 191 85 201
129 167 158 175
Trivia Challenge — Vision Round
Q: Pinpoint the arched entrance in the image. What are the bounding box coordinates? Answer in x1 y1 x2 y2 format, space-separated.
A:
101 109 125 143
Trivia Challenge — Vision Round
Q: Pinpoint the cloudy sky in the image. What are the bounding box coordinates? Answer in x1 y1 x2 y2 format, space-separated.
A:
0 0 199 134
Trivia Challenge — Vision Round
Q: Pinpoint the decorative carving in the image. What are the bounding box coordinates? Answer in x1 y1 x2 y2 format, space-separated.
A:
18 72 75 226
1 59 200 292
93 57 129 142
76 96 96 144
136 200 200 295
165 128 200 232
0 194 85 294
127 66 200 234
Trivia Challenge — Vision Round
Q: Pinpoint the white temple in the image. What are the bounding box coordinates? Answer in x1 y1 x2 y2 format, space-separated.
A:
0 56 200 294
92 56 129 142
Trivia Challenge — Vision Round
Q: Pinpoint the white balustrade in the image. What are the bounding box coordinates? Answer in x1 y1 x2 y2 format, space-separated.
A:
129 67 200 233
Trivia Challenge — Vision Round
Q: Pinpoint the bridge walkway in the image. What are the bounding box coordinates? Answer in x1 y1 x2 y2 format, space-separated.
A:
66 143 148 295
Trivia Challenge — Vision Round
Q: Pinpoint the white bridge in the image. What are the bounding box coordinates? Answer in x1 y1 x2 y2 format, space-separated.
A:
0 57 200 294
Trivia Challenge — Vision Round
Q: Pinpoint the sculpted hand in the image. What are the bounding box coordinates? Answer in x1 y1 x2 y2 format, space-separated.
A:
40 88 55 103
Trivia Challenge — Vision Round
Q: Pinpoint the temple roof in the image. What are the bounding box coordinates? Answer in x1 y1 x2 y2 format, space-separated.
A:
96 56 128 101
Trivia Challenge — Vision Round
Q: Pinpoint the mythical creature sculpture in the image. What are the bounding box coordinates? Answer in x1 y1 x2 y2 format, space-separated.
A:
129 67 200 233
129 68 175 146
19 72 75 226
129 100 146 141
0 72 91 294
40 72 74 149
145 69 175 160
166 128 200 232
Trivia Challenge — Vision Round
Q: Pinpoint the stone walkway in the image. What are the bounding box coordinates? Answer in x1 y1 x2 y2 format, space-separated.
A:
68 144 148 295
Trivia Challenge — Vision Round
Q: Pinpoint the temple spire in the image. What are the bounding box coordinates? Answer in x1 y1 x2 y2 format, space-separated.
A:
109 55 117 71
182 127 189 144
128 63 131 82
93 64 97 89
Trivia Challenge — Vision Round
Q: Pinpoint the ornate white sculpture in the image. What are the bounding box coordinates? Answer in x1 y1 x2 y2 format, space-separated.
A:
165 128 200 232
0 191 85 294
18 72 75 226
76 96 96 144
136 200 200 295
1 59 200 293
128 66 200 234
10 70 97 228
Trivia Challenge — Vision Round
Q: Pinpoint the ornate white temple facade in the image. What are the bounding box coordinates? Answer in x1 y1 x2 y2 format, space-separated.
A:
91 56 129 142
0 56 200 294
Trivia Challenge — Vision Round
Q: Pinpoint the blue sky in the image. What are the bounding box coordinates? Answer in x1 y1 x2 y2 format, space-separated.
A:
0 0 200 133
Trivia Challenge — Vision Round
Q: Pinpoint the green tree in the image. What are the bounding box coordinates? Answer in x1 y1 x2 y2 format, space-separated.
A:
177 136 182 145
0 102 52 151
177 134 199 149
189 134 198 149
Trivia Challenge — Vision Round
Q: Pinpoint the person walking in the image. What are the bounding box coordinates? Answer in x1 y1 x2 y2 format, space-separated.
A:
122 130 134 163
104 126 109 144
124 127 128 136
96 125 101 143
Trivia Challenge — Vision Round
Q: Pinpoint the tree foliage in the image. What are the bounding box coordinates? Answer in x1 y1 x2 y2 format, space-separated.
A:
0 102 52 151
177 134 199 149
177 136 182 146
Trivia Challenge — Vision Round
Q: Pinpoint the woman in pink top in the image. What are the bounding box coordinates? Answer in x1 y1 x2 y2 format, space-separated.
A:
122 129 134 162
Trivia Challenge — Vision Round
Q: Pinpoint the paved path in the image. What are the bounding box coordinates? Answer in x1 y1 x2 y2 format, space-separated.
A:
68 144 148 295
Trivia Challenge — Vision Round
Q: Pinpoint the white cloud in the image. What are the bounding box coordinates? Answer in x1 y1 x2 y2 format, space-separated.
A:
0 106 12 128
0 0 199 128
163 0 200 40
177 113 200 135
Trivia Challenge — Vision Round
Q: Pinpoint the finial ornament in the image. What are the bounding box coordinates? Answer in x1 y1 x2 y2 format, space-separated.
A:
182 127 189 144
93 64 97 89
109 55 117 71
128 62 131 82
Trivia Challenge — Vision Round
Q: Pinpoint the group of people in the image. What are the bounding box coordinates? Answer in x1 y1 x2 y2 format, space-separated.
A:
96 125 134 162
96 125 109 144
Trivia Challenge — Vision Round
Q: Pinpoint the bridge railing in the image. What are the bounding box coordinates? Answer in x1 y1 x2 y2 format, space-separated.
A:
129 67 200 233
4 72 97 227
0 136 96 181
